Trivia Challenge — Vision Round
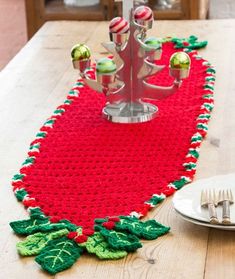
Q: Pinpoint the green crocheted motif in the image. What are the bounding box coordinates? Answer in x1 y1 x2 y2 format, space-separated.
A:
82 232 127 260
197 123 208 131
22 157 35 166
36 132 47 138
206 68 216 74
203 94 213 100
95 225 142 252
44 119 55 126
203 103 214 112
183 162 197 170
53 109 65 115
12 173 25 181
169 176 191 189
95 217 170 241
15 189 28 201
198 114 211 120
64 99 72 105
29 143 40 150
188 149 200 158
145 194 165 207
116 217 170 240
191 133 203 143
172 35 208 50
69 90 78 96
205 76 215 82
10 217 77 235
17 229 69 256
29 208 47 220
35 237 83 275
204 84 214 91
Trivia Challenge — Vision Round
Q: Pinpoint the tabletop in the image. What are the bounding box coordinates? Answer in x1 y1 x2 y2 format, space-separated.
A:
0 19 235 279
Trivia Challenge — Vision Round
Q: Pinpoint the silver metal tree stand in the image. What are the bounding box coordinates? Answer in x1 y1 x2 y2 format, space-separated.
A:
71 2 190 124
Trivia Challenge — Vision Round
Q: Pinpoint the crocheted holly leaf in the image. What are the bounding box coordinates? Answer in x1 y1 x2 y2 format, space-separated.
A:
10 218 49 235
172 35 208 50
35 237 83 275
10 218 76 235
116 217 170 240
16 229 69 256
95 226 142 252
82 232 127 260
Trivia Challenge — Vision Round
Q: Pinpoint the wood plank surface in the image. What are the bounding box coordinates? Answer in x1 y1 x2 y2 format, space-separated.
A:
0 19 235 279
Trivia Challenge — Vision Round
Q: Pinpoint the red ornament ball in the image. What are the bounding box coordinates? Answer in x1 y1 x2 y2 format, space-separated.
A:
109 17 130 34
134 6 153 21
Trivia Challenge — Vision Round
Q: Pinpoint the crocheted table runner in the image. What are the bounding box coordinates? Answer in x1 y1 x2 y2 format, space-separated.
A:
10 37 215 275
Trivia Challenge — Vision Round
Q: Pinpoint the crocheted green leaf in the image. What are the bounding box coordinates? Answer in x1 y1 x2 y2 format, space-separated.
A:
114 217 143 236
96 226 142 252
10 218 50 235
112 217 170 240
140 220 170 240
10 218 76 235
172 35 207 50
16 229 69 256
35 237 83 275
83 232 127 260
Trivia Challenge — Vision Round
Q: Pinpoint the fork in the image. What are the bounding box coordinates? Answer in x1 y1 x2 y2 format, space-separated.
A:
201 189 219 224
218 189 234 224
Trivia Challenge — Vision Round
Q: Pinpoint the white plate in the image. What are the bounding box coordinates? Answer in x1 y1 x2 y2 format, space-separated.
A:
172 173 235 225
175 209 235 230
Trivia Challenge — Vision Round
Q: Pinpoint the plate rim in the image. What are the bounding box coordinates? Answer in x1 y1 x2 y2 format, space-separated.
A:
174 208 235 230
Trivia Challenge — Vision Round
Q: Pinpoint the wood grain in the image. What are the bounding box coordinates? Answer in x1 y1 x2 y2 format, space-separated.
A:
0 20 235 279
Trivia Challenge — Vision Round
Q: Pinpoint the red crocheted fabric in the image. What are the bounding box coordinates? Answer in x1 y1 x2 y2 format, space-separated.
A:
14 42 215 229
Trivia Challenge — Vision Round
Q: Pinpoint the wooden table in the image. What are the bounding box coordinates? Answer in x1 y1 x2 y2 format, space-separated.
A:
0 20 235 279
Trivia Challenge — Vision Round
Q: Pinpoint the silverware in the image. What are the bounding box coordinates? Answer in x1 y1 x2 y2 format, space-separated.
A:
218 189 234 224
201 189 219 224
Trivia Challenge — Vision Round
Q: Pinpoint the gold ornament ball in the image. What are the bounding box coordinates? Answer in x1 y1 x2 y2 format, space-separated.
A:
71 44 91 61
170 52 191 70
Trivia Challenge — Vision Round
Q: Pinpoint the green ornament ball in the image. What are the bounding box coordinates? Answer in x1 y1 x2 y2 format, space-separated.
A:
71 44 91 61
170 52 191 70
144 37 161 50
96 58 117 74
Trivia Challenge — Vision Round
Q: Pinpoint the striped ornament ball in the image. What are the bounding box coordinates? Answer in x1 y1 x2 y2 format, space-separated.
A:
134 5 153 22
109 17 130 34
